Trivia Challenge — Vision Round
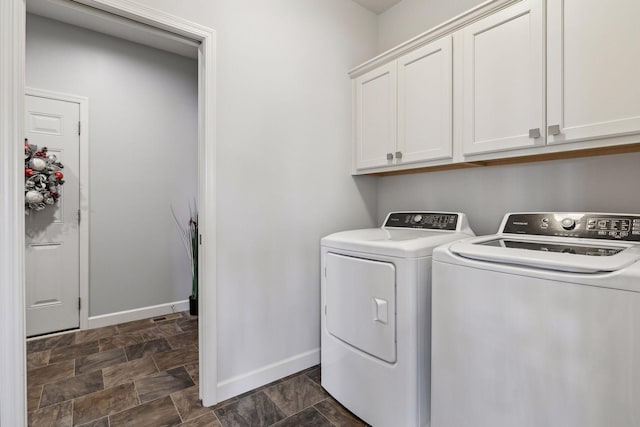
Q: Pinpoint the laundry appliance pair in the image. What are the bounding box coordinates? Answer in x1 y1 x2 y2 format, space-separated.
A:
321 211 640 427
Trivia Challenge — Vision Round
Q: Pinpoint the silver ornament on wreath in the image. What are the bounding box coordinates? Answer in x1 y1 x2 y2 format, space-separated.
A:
24 139 65 213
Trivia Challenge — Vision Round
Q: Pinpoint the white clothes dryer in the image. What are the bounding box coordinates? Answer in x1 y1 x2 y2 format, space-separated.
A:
431 212 640 427
321 212 475 427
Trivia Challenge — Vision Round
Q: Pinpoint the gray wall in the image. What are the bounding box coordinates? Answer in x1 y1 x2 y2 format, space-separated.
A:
113 0 379 385
378 153 640 235
26 14 198 316
211 0 379 382
376 0 640 234
378 0 485 51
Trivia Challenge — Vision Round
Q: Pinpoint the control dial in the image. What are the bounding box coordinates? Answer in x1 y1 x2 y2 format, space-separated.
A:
561 218 576 230
413 214 423 223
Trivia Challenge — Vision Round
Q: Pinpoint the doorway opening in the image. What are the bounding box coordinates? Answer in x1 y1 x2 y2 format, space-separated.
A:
0 1 217 425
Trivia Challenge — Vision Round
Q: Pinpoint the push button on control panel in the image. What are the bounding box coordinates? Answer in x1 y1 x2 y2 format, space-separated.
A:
561 218 576 230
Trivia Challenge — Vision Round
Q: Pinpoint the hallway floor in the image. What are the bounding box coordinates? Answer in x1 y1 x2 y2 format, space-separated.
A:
27 312 366 426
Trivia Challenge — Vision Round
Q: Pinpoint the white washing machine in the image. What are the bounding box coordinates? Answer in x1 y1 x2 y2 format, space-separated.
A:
321 212 475 427
431 212 640 427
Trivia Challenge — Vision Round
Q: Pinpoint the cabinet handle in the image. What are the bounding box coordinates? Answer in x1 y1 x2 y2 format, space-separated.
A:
528 128 541 139
548 124 561 136
386 153 394 160
395 151 403 159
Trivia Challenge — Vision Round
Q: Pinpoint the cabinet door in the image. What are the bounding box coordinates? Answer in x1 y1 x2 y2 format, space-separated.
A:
461 0 544 155
354 62 397 170
397 36 453 164
547 0 640 145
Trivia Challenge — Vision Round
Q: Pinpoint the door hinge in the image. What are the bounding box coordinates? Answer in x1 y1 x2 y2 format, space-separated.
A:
78 297 81 310
78 121 81 135
77 209 81 224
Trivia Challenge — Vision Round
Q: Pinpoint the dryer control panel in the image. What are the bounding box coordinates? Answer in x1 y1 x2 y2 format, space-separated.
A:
502 213 640 241
384 212 458 230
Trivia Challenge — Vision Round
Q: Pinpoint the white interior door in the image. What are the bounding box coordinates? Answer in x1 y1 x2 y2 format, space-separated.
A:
25 94 81 337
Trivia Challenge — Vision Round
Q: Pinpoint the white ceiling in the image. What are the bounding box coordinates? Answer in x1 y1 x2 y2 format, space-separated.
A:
352 0 403 14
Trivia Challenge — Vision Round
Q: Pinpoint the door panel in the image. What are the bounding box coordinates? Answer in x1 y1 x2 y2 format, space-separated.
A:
355 62 397 170
461 0 544 155
432 262 640 427
547 0 640 144
325 253 396 363
397 36 453 163
25 94 80 337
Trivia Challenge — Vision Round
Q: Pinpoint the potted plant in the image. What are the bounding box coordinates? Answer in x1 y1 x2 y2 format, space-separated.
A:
172 204 198 315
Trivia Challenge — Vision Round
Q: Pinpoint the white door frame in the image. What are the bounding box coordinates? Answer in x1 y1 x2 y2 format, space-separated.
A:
0 1 217 425
26 87 90 332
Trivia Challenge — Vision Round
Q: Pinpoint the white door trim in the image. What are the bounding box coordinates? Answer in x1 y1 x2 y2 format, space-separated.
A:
26 87 90 331
1 1 217 424
0 1 27 426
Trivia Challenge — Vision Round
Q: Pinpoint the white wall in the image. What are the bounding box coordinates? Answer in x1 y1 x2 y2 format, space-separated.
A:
378 0 484 51
122 0 379 390
26 14 198 316
376 0 640 234
213 1 379 383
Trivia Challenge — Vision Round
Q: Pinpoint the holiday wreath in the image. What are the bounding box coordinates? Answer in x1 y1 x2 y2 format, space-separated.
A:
24 139 65 212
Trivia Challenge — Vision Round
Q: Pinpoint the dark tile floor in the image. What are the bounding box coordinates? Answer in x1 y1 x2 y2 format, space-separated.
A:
27 312 367 426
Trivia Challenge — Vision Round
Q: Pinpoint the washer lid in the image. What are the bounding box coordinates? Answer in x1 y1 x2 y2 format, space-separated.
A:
450 236 640 273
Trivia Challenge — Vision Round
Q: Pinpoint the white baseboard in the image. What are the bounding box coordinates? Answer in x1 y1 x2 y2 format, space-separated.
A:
216 348 320 402
88 300 190 329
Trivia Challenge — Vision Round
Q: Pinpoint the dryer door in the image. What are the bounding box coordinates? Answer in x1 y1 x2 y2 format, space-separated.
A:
325 252 396 363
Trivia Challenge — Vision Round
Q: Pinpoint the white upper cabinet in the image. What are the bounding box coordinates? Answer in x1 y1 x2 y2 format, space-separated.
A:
354 63 397 170
460 0 544 155
354 36 453 171
351 0 640 175
547 0 640 145
397 37 453 164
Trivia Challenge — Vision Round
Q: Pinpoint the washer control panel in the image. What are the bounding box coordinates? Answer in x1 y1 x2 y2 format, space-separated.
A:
384 212 458 230
502 213 640 241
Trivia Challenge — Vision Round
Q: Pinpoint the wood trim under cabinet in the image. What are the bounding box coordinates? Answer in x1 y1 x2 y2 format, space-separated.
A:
371 143 640 176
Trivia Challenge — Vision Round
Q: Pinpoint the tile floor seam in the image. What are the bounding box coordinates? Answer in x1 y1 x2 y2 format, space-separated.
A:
38 394 77 411
314 404 338 427
36 383 43 412
211 408 224 426
132 379 143 408
92 384 140 426
150 355 161 373
168 393 184 424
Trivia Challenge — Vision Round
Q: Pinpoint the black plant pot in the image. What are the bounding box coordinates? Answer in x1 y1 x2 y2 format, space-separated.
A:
189 296 198 316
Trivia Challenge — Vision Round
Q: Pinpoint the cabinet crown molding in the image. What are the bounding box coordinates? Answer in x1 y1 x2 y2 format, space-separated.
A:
348 0 521 78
